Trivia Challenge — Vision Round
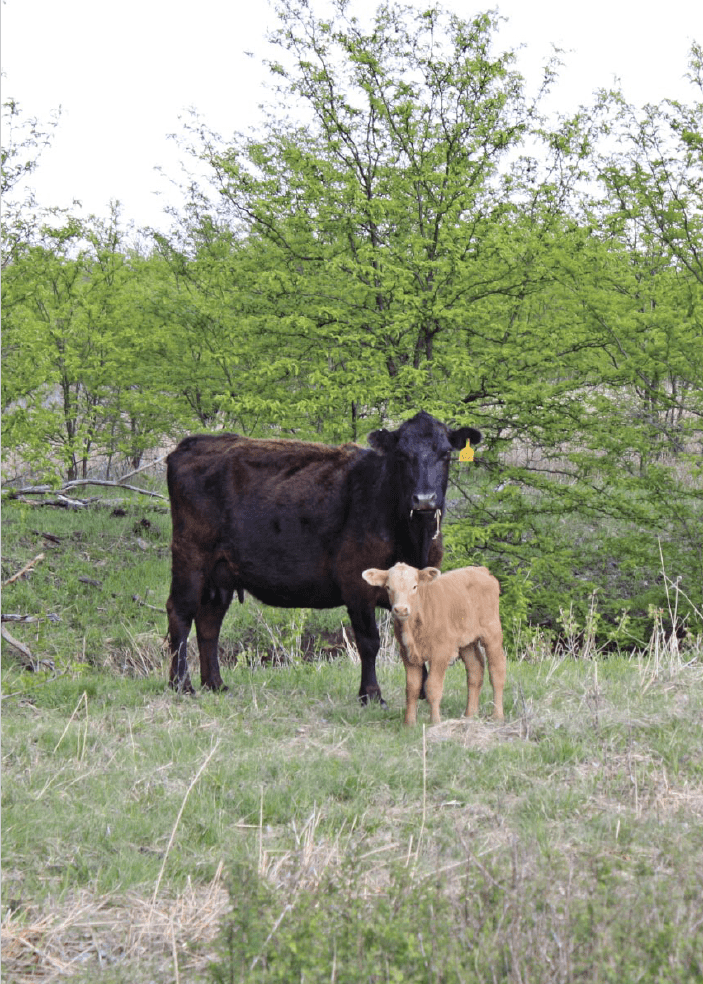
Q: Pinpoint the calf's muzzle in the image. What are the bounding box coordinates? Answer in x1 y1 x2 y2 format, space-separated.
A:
392 603 411 620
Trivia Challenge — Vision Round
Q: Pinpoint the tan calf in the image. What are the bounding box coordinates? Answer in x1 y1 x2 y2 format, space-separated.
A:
362 563 506 726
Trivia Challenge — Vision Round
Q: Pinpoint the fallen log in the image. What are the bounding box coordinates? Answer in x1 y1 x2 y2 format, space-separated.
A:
1 624 36 669
12 478 166 500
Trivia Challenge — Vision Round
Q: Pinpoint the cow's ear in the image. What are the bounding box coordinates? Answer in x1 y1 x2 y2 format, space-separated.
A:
449 426 482 449
419 567 441 583
362 568 389 587
367 428 398 454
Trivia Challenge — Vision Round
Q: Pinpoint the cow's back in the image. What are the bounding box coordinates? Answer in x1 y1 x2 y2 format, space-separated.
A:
167 432 372 608
168 432 363 520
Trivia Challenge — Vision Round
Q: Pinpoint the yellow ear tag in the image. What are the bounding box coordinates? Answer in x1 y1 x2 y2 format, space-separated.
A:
459 443 474 463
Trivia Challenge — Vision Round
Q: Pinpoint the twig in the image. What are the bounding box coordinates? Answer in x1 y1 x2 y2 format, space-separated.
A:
258 786 265 875
53 691 88 755
132 594 164 612
150 740 221 910
30 529 63 543
414 724 427 868
118 453 169 483
250 904 294 972
170 916 180 984
1 667 67 700
3 553 45 587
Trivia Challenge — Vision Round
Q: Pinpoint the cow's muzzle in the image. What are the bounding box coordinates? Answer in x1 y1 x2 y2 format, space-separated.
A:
409 507 442 540
411 493 437 511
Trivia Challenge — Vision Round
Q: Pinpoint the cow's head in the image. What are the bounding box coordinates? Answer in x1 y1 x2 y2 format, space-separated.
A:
367 411 481 528
362 562 441 621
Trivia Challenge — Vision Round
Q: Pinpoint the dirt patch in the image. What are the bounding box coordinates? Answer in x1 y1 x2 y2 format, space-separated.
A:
426 717 530 749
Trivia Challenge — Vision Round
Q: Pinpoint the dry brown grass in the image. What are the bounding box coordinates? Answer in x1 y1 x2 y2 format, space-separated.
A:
1 867 228 983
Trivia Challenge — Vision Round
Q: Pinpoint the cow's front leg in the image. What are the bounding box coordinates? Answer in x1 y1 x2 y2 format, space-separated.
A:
348 605 386 707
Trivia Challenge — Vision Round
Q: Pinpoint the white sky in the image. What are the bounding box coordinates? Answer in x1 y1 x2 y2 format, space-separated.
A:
2 0 701 233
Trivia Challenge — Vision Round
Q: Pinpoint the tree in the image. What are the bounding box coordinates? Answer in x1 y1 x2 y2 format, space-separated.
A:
1 97 62 268
447 67 703 640
2 207 182 480
183 1 561 436
162 5 701 640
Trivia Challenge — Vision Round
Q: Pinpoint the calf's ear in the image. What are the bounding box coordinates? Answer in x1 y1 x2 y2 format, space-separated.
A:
449 426 481 449
362 568 389 587
419 567 442 582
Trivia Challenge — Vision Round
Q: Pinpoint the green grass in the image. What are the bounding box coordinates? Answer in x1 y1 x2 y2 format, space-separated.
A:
2 494 703 982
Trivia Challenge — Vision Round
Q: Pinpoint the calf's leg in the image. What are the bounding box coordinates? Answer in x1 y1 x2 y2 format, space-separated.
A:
482 627 506 720
403 661 424 726
461 643 484 718
424 661 448 726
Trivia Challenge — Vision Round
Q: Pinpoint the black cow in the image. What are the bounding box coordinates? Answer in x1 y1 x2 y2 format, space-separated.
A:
166 411 481 704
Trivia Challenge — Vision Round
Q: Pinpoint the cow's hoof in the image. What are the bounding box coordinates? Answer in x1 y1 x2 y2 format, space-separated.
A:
170 679 196 695
359 691 388 709
202 681 229 693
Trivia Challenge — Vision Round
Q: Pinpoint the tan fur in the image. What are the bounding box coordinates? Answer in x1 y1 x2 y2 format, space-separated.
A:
362 563 506 726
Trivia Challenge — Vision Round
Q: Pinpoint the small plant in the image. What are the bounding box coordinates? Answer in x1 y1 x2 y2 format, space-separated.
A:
556 592 602 660
255 608 310 666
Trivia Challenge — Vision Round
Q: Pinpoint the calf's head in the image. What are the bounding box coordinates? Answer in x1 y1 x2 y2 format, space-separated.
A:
367 411 481 521
363 563 441 621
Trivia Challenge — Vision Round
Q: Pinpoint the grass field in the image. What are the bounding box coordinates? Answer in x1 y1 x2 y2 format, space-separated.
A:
2 492 703 983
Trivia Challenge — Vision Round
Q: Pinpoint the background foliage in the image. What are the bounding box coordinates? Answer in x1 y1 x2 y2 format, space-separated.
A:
2 2 702 645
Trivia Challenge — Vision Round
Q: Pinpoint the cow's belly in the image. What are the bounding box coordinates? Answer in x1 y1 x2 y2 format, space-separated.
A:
245 581 343 609
232 536 344 610
215 497 390 612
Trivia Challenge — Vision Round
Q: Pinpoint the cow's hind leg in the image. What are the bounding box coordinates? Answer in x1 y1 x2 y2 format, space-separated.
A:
461 642 484 718
195 585 233 691
167 585 197 694
347 605 386 707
